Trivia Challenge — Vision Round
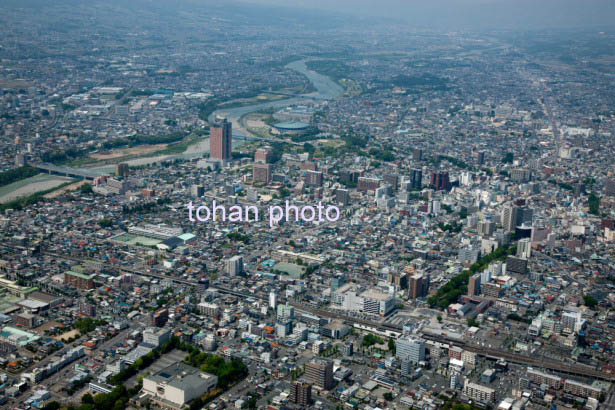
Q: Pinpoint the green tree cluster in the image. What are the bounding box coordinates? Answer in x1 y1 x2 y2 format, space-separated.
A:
362 334 383 347
0 165 39 187
74 318 107 334
101 132 185 150
427 245 515 309
122 197 171 215
588 193 600 215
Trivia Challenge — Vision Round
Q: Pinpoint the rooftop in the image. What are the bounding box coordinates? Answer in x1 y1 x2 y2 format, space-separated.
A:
147 362 216 391
273 122 310 130
65 271 95 280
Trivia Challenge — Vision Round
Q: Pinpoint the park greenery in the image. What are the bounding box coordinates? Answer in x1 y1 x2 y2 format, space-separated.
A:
507 313 532 324
584 294 598 309
98 218 113 228
121 197 171 215
80 183 93 194
368 147 395 162
100 132 185 150
428 245 516 309
438 221 463 233
41 147 89 164
74 318 107 334
388 337 396 355
588 193 600 215
183 347 249 390
0 165 39 187
227 232 250 244
101 335 247 410
362 334 384 348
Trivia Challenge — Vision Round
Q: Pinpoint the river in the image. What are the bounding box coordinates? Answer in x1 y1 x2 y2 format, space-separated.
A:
211 59 343 127
89 59 342 173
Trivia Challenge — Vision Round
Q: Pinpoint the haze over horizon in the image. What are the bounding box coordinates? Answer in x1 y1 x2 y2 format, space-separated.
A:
242 0 615 30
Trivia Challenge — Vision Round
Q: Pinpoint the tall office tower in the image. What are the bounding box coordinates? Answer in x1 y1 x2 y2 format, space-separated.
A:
305 360 334 390
481 268 492 285
387 272 408 289
510 168 532 183
430 171 451 191
304 170 323 187
468 274 481 297
502 204 533 232
408 274 430 299
225 255 243 276
475 151 485 165
152 308 168 327
460 171 472 186
254 146 273 164
413 148 423 161
253 163 272 183
341 342 354 356
339 170 360 184
518 207 533 225
210 118 232 161
269 291 278 309
400 179 412 192
606 179 615 197
501 205 519 232
411 168 423 190
191 185 205 198
357 177 381 191
115 162 129 177
335 189 350 205
396 336 425 364
383 173 399 190
517 238 532 259
277 303 295 320
289 382 312 406
477 220 495 237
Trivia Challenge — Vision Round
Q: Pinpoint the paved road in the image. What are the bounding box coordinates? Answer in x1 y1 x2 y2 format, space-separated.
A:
41 251 615 382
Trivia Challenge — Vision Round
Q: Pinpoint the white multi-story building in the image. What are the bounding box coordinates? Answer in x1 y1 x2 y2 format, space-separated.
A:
561 311 585 333
396 336 425 364
463 380 496 403
277 303 295 320
517 238 532 259
143 327 171 348
197 302 220 318
269 291 278 309
461 350 477 368
332 284 395 316
225 255 243 276
361 289 396 316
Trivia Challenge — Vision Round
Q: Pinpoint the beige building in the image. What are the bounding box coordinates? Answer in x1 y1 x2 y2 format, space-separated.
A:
143 362 217 409
463 380 496 403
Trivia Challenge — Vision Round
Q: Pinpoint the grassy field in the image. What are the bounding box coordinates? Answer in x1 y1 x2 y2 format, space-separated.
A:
110 233 162 247
68 133 207 169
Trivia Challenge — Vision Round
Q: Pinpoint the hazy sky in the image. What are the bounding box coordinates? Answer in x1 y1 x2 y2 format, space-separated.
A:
241 0 615 30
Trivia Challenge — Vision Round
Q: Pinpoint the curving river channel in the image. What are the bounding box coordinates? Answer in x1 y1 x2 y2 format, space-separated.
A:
90 59 342 172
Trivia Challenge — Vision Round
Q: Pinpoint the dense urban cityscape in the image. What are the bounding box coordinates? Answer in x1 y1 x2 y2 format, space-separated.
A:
0 1 615 410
